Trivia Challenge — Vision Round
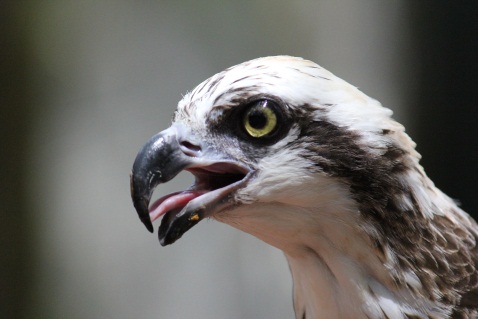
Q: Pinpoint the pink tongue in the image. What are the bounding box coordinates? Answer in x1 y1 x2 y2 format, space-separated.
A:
149 190 208 222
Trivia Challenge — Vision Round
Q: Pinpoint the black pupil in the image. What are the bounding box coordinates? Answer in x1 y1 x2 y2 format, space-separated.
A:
248 108 267 129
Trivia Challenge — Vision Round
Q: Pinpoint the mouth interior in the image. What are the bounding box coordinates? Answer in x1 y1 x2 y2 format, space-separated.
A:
149 163 247 222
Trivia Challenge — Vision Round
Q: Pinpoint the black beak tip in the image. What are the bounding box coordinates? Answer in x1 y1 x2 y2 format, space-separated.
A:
133 198 154 233
130 172 154 233
132 197 154 233
142 215 154 233
159 236 171 247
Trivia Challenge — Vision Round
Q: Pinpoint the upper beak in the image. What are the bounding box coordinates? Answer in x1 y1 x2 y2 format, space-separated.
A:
130 123 251 245
130 125 189 233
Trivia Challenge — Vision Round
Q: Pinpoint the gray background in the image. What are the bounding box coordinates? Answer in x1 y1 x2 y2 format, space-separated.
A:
2 1 477 318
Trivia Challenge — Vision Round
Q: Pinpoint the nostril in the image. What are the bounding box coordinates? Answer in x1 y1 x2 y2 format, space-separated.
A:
180 141 202 157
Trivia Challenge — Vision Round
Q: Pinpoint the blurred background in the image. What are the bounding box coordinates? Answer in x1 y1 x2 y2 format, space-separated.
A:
2 1 477 318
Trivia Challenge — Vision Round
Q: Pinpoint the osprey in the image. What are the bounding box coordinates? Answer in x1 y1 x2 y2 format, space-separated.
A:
130 56 478 319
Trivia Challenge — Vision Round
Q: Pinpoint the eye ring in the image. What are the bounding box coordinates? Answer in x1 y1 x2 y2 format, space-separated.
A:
242 100 278 138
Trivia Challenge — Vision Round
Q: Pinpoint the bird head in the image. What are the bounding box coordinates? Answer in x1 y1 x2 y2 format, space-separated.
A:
130 56 478 318
130 56 416 250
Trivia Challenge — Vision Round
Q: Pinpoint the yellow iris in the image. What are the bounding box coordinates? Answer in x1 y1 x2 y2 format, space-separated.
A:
243 102 278 137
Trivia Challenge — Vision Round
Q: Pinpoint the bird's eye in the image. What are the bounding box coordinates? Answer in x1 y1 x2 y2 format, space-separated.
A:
242 100 278 138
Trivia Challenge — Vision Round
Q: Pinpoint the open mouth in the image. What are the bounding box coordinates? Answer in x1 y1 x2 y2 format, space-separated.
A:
147 163 251 245
149 163 248 222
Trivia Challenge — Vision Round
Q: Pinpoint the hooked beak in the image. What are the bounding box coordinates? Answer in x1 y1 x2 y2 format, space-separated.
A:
130 124 252 246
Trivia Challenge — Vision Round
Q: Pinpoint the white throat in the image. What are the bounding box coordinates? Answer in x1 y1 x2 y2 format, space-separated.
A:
217 198 396 319
287 248 367 319
283 207 394 319
214 153 458 319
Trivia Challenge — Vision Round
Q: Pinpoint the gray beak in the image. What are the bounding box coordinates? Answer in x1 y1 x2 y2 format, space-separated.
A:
130 124 251 245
